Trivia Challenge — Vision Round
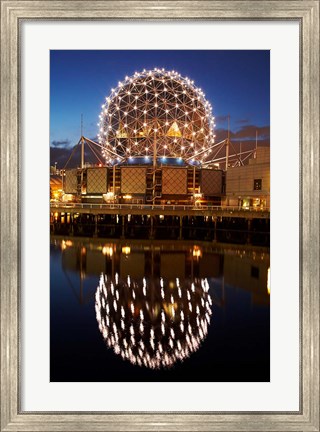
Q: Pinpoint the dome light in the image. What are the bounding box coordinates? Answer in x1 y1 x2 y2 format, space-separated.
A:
99 68 215 165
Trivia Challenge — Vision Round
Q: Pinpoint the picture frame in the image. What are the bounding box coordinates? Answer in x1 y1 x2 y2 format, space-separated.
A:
1 1 319 431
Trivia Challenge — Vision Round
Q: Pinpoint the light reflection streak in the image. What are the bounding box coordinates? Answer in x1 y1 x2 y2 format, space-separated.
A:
95 274 213 369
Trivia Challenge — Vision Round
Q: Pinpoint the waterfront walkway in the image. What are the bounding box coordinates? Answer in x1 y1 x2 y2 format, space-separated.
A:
50 202 270 219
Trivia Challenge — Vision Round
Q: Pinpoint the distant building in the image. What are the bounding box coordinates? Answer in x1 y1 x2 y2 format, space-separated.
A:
50 175 63 201
225 146 270 210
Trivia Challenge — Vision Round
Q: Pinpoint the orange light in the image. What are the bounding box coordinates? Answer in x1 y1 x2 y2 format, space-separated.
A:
192 246 202 259
122 246 131 255
102 245 113 256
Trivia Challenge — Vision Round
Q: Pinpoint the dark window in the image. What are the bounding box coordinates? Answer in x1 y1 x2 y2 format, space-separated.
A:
251 266 260 279
254 179 262 190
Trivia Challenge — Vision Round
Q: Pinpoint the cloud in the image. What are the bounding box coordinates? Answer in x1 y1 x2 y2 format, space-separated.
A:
234 125 270 140
213 128 236 141
88 135 99 142
51 139 71 148
50 141 103 169
214 115 229 124
213 125 270 151
235 118 250 125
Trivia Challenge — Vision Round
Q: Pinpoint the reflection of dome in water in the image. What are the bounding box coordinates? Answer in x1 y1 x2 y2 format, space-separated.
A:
95 274 212 369
98 68 215 165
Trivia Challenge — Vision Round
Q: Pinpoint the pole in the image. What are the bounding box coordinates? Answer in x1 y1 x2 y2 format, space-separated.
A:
193 165 196 198
81 136 85 169
80 136 85 196
80 114 85 197
150 216 154 239
80 114 84 169
255 130 258 158
113 164 116 197
121 215 125 238
225 115 230 171
153 129 157 202
94 215 98 237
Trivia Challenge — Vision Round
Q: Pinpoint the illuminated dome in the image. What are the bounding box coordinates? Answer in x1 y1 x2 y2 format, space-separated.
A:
98 68 216 165
95 274 212 369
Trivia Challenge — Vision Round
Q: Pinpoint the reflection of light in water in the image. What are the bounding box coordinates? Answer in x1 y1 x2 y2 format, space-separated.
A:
95 274 212 369
267 267 270 295
192 246 202 259
61 240 73 251
102 245 113 256
122 246 131 255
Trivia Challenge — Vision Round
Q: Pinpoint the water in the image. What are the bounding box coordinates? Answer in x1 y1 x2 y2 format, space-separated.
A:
50 237 270 382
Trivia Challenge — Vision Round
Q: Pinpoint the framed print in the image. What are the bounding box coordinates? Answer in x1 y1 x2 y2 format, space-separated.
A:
1 1 319 431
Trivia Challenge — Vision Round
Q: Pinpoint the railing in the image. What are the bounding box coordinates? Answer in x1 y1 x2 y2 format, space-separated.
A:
50 202 270 212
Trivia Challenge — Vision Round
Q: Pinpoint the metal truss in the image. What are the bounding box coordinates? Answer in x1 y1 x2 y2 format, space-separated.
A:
98 68 216 166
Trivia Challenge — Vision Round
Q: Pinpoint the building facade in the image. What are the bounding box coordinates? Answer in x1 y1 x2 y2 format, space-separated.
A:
61 163 224 206
225 146 270 210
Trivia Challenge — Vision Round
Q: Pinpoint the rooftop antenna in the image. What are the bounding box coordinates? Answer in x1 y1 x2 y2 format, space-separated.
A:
255 130 258 158
80 114 85 196
225 114 230 171
80 114 84 169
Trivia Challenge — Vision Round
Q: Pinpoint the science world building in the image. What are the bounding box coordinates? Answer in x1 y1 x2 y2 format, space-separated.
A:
62 68 225 206
51 68 269 245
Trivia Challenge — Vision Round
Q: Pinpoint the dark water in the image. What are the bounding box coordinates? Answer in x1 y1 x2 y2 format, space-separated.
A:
50 237 270 382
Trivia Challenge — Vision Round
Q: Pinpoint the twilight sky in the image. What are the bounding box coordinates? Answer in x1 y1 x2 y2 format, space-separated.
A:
50 50 270 168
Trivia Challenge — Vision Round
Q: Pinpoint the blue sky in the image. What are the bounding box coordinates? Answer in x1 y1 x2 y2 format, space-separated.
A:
50 50 269 167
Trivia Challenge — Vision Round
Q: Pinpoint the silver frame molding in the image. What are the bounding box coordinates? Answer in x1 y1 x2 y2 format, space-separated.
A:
1 1 319 431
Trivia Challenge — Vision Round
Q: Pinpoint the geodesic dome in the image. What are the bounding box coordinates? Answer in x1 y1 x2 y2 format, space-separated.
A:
98 68 216 166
